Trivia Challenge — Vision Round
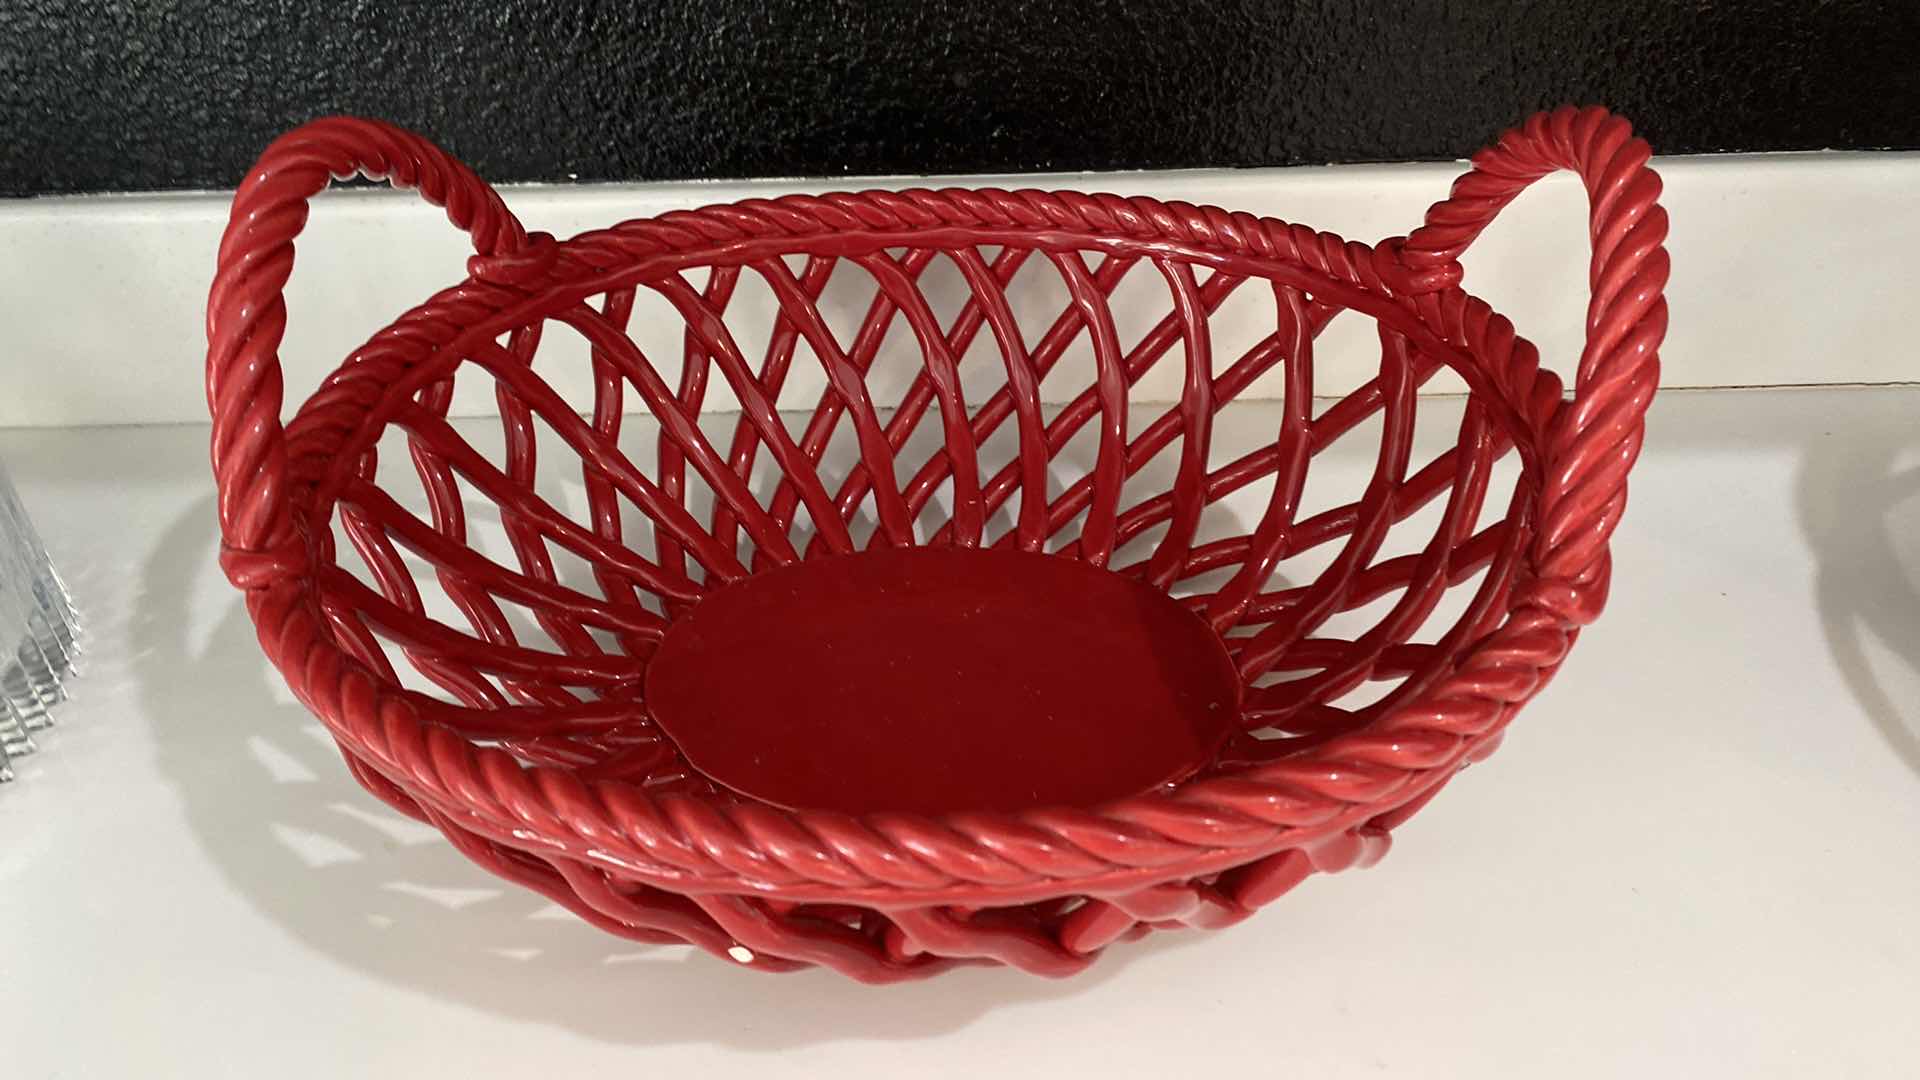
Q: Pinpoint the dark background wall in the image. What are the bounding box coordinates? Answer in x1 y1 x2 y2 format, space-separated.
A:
4 0 1917 197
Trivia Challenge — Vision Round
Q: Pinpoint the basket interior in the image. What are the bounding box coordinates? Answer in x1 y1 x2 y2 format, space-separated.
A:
305 237 1533 802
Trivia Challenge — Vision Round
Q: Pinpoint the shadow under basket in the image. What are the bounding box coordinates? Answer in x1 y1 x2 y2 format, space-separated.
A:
206 105 1668 981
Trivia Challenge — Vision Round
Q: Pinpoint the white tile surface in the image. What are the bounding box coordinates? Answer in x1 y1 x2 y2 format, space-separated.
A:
3 150 1918 429
3 386 1918 1078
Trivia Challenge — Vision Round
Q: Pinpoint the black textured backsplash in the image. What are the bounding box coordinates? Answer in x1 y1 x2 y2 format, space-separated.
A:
3 0 1917 196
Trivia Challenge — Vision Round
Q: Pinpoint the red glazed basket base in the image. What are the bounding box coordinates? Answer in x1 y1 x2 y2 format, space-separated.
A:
644 545 1241 816
205 106 1667 979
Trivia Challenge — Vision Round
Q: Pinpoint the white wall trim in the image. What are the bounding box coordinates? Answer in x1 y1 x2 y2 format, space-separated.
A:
3 151 1914 429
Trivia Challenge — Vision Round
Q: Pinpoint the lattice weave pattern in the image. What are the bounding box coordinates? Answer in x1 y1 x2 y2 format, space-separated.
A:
206 106 1666 980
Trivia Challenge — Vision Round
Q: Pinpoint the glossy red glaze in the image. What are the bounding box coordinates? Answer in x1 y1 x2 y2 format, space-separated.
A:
205 106 1668 980
646 546 1239 815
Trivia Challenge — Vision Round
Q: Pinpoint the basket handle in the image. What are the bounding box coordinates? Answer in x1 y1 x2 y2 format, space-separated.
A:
205 117 528 580
1400 105 1668 623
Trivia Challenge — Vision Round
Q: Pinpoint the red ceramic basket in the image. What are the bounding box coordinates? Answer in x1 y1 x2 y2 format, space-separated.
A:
206 105 1666 981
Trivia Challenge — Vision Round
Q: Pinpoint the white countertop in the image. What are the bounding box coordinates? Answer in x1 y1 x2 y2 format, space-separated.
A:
3 386 1918 1078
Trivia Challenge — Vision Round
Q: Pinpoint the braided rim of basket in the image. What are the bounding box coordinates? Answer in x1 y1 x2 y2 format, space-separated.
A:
207 105 1666 907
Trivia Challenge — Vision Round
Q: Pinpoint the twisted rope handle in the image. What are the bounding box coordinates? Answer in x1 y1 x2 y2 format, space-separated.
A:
206 117 528 579
1401 105 1668 623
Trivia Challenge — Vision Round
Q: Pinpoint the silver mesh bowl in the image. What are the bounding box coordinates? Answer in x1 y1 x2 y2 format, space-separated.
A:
0 464 80 782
